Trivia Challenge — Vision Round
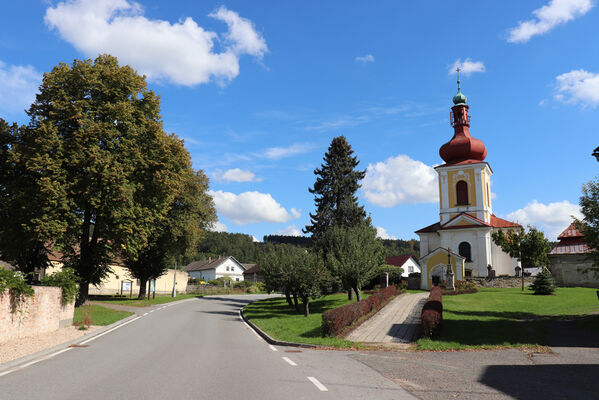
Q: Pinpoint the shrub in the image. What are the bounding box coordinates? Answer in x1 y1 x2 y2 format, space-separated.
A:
529 267 556 295
442 280 478 295
0 269 34 313
187 278 205 285
322 285 400 337
41 268 78 305
408 272 421 279
421 286 442 338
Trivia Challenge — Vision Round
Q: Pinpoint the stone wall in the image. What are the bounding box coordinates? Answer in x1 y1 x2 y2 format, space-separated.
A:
0 286 74 343
467 276 534 288
549 254 598 288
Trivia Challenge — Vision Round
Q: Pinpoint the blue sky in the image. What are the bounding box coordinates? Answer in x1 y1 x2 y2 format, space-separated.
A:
1 0 598 242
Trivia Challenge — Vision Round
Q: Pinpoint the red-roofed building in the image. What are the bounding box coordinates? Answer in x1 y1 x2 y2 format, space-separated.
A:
548 223 597 287
415 81 521 288
385 255 421 277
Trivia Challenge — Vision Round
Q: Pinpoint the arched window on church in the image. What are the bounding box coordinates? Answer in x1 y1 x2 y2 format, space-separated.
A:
456 180 469 205
459 241 472 262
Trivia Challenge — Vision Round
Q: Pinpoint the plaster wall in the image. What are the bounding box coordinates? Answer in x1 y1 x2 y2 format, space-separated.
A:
549 254 598 287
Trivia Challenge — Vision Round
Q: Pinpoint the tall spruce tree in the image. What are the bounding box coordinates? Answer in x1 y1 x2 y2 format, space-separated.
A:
304 136 367 243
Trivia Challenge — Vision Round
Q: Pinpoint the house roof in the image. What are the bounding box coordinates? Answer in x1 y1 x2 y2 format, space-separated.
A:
242 264 260 274
185 256 246 272
415 213 520 234
550 223 589 255
386 255 418 268
420 247 466 262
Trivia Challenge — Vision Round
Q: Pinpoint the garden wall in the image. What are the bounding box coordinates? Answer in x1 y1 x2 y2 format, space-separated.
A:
467 276 533 288
0 286 74 343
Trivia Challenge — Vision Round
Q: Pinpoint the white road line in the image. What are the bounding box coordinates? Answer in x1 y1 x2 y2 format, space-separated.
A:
308 377 328 391
0 348 73 377
143 313 148 316
80 316 142 345
238 310 262 339
149 310 154 313
269 345 278 352
282 357 297 366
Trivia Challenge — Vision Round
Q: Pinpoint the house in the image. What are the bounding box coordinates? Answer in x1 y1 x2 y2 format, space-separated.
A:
415 81 520 289
242 264 263 282
385 255 421 277
548 222 598 287
185 256 246 282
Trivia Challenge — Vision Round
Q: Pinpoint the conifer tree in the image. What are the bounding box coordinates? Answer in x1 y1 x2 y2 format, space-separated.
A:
303 136 367 243
529 267 556 295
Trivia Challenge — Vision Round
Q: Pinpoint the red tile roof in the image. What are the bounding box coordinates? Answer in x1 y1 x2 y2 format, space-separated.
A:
185 257 228 272
489 215 521 228
415 222 440 234
386 255 414 267
417 213 520 234
557 223 584 239
550 223 589 255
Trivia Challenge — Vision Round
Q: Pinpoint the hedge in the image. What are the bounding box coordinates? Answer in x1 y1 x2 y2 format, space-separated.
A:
421 286 442 338
322 285 400 337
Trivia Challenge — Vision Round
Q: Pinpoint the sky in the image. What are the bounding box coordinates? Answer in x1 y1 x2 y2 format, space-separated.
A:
1 0 598 243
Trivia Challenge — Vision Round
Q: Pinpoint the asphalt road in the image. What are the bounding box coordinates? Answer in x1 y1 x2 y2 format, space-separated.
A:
0 295 415 400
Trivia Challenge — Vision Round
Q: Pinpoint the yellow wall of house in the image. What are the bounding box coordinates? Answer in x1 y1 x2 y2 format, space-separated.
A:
426 252 465 288
447 168 476 207
481 172 488 208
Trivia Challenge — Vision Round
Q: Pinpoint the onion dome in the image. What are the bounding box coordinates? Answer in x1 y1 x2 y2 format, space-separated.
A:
452 90 467 105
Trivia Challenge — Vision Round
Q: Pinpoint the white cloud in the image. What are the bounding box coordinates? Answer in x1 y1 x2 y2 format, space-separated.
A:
273 225 302 236
209 221 228 232
448 58 486 77
209 190 300 225
263 143 313 159
362 154 438 207
45 1 267 86
355 54 375 63
212 168 261 183
507 0 594 43
553 69 599 107
506 200 582 239
0 61 41 115
376 227 397 240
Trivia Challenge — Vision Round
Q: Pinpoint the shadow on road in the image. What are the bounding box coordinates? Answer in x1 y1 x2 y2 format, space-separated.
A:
479 364 599 400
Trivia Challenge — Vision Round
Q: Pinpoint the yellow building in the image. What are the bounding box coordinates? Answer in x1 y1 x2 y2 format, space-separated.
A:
416 74 520 289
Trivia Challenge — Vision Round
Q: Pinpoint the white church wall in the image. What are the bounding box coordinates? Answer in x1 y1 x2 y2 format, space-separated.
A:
491 235 518 276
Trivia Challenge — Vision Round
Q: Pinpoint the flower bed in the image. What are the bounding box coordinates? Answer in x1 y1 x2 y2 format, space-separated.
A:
322 285 401 337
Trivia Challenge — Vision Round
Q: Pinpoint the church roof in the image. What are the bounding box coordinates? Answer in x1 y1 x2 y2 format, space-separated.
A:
557 223 584 239
415 213 520 234
550 222 589 255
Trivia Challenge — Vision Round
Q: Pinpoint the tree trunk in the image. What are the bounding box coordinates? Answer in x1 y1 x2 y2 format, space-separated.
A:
75 281 89 307
347 289 354 301
285 290 293 307
354 286 361 302
138 277 147 299
301 295 310 317
293 293 299 312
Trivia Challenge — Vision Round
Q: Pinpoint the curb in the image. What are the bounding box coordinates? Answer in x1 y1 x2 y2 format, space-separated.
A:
0 313 138 374
239 307 323 349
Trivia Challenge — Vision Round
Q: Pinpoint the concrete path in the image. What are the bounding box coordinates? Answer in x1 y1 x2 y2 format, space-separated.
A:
347 292 428 343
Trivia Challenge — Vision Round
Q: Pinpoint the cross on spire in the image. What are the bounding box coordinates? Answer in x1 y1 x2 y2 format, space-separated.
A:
456 67 461 92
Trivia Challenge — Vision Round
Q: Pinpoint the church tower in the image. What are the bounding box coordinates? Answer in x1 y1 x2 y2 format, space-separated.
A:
416 71 520 288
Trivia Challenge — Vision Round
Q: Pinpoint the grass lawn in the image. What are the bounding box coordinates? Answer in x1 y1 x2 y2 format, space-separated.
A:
73 304 133 326
243 293 370 348
418 287 599 351
89 293 200 307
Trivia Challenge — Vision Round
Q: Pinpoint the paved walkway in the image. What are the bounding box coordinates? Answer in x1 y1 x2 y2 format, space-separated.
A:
347 292 428 344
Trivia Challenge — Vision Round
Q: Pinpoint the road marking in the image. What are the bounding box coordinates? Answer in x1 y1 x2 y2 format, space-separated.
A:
0 348 73 377
80 316 142 345
238 310 262 339
149 310 155 313
269 345 278 352
308 377 328 391
282 357 297 366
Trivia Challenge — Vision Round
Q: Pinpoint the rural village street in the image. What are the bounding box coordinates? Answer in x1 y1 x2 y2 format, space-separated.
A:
0 295 416 400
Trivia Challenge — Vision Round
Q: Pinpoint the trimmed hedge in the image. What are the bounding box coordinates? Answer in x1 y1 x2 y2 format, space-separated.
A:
322 285 400 337
421 286 442 338
441 280 478 296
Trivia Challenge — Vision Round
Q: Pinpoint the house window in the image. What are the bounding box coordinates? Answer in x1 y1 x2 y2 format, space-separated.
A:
459 241 472 262
408 266 414 273
226 266 229 271
236 278 240 281
456 180 468 205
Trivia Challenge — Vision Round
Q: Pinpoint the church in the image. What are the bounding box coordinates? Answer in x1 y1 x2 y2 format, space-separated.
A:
415 73 521 290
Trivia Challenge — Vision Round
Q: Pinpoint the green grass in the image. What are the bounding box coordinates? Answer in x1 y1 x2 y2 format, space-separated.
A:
243 293 370 348
73 304 133 326
89 293 200 307
417 287 599 351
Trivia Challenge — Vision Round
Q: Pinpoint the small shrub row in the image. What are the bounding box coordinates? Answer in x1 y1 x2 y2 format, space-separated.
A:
322 285 401 337
441 280 478 295
421 286 442 338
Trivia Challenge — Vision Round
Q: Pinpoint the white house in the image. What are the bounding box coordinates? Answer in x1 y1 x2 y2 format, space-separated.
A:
184 256 246 282
385 255 421 277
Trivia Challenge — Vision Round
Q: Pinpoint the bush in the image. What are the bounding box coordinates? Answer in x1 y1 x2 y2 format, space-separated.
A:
442 280 478 295
408 272 421 279
187 278 205 285
41 268 78 305
529 267 556 295
0 269 34 313
322 285 401 337
421 286 442 338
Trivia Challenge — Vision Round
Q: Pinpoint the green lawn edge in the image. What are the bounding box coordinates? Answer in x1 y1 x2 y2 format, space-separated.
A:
89 293 201 307
73 304 133 326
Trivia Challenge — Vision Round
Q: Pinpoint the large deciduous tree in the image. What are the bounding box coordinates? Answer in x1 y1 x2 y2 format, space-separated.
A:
577 178 599 277
303 136 367 243
323 223 385 302
21 55 191 304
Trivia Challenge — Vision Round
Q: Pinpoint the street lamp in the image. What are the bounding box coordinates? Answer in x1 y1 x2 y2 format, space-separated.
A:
593 146 599 162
